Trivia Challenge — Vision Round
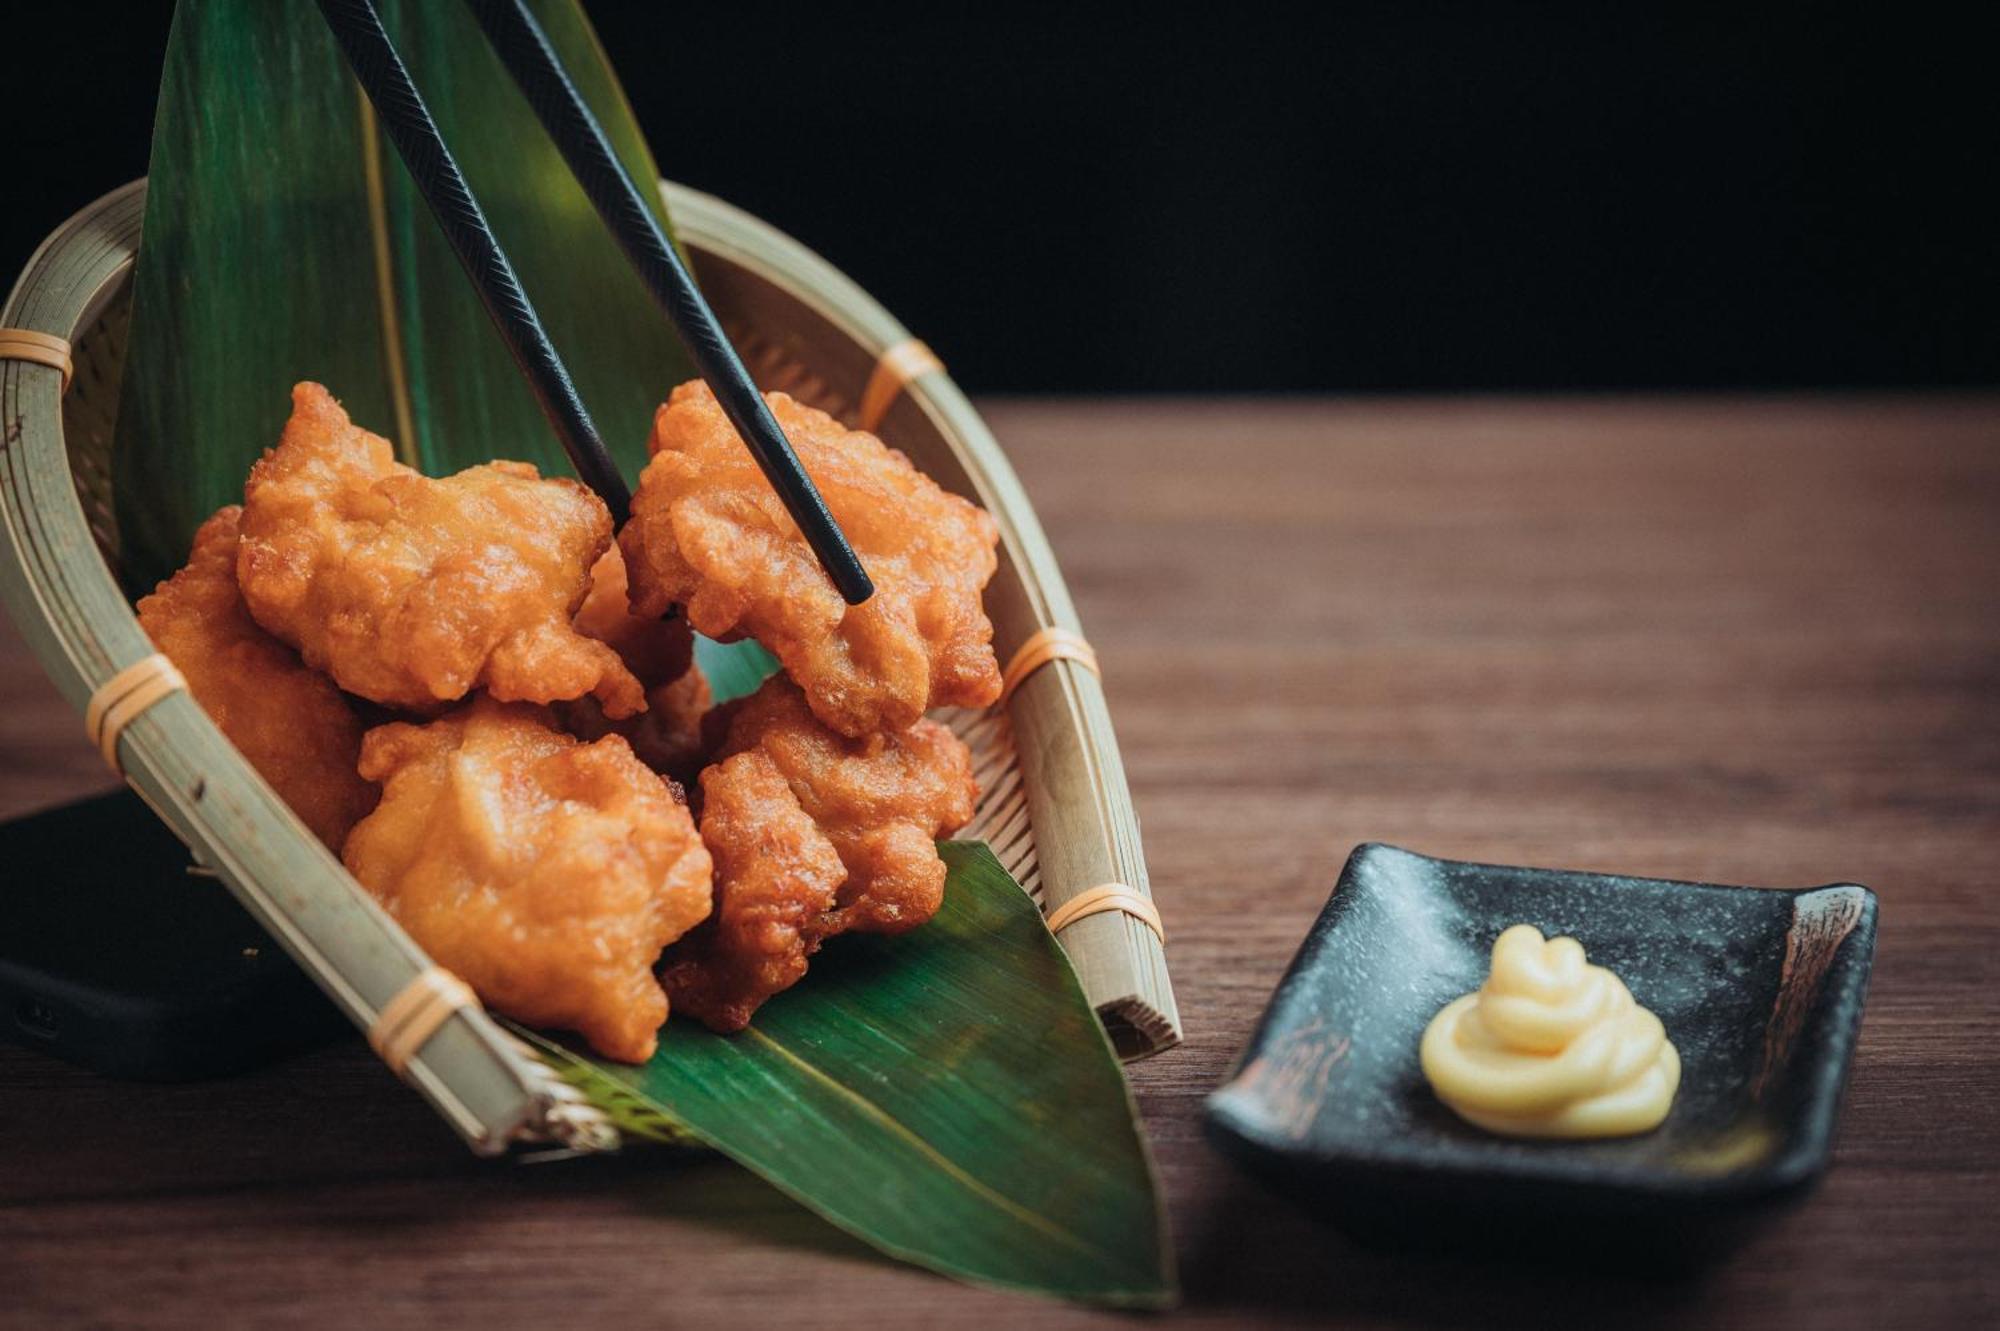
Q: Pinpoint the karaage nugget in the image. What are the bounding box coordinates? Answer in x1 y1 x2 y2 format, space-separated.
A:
662 676 977 1033
557 546 710 784
343 697 712 1063
238 382 643 717
716 675 977 934
658 750 846 1033
137 505 375 850
620 382 1002 738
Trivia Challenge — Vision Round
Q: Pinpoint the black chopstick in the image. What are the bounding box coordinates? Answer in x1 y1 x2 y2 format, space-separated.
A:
316 0 631 521
461 0 875 607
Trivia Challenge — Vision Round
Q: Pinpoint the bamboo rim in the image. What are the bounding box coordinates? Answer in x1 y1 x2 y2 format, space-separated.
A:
369 967 480 1077
0 327 73 392
84 650 187 771
1047 884 1165 944
1000 627 1101 706
857 338 942 433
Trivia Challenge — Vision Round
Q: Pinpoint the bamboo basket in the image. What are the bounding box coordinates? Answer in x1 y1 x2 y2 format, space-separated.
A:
0 179 1181 1154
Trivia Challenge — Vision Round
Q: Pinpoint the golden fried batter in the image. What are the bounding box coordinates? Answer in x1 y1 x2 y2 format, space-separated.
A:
717 675 976 933
574 545 692 685
238 382 643 717
661 676 976 1032
658 751 847 1033
557 546 711 784
343 698 712 1063
620 382 1002 738
137 506 375 850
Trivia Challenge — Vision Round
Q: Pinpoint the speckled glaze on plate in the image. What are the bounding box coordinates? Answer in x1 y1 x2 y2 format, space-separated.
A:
1204 843 1876 1259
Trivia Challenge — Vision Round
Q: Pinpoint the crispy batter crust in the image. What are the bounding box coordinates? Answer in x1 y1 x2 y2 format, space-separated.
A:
343 697 712 1063
619 382 1001 738
661 676 976 1032
136 506 375 850
557 546 710 785
238 382 643 716
658 751 847 1033
717 676 976 933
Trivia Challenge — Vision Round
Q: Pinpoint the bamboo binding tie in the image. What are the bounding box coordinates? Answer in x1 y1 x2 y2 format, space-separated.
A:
999 626 1100 706
84 653 189 773
857 338 942 433
0 327 74 393
369 967 479 1078
1045 883 1166 945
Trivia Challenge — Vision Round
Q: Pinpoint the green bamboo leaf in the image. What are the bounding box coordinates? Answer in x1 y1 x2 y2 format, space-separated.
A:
113 0 694 593
692 634 780 704
521 843 1175 1308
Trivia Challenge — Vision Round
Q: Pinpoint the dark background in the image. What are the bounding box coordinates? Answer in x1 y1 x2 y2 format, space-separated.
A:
7 3 1994 394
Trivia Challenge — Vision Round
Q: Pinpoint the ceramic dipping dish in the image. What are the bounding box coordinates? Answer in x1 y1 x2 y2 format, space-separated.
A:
1205 843 1877 1262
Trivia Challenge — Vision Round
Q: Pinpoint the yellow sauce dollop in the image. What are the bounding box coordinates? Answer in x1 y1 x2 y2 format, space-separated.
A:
1420 924 1680 1139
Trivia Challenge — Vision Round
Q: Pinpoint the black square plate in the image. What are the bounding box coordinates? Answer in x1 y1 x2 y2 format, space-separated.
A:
1205 844 1876 1260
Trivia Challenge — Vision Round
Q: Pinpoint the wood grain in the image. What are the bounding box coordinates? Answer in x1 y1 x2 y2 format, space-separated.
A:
4 395 1997 1328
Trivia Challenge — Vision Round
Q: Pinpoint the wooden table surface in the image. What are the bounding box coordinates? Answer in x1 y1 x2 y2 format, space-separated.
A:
3 397 1996 1329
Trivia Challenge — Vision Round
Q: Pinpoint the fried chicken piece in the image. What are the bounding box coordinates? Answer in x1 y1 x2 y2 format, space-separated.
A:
136 506 375 850
556 546 711 785
717 675 977 933
574 545 691 684
619 382 1002 738
343 697 712 1063
238 382 643 717
657 751 846 1033
661 676 977 1032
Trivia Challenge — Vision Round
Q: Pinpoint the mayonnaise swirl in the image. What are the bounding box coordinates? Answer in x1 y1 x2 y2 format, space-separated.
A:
1420 924 1680 1139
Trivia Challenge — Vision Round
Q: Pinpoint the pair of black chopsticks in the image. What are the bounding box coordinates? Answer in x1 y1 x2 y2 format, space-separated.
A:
316 0 873 605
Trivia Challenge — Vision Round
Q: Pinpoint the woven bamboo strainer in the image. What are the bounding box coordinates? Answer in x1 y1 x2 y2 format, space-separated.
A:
0 179 1180 1153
